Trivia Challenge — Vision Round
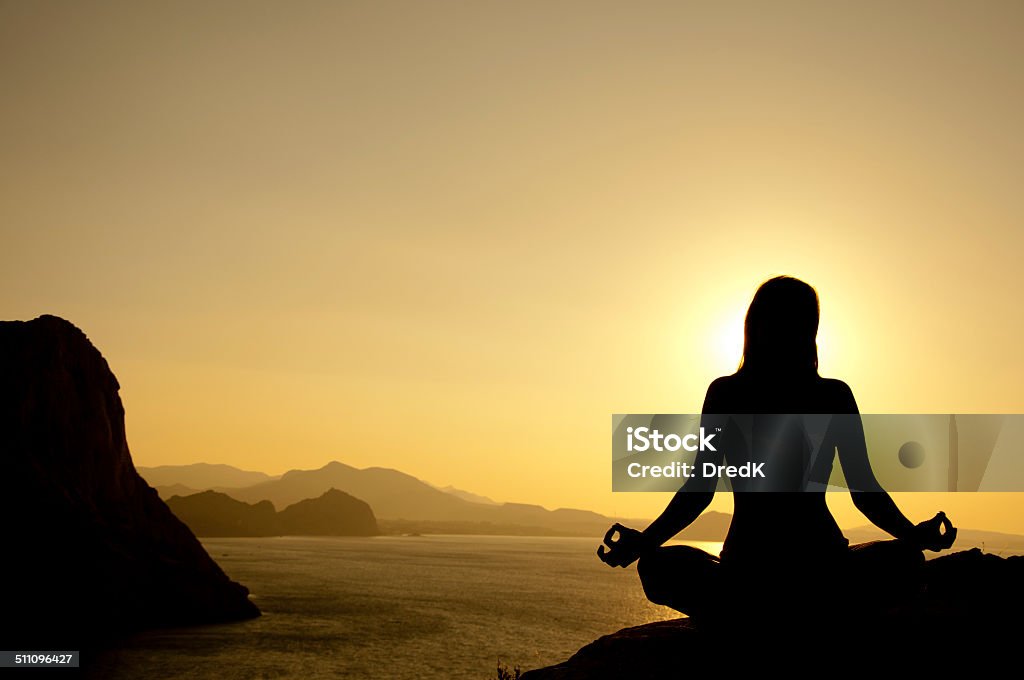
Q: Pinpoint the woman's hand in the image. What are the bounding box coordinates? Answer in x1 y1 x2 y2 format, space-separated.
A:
909 511 957 552
596 523 651 568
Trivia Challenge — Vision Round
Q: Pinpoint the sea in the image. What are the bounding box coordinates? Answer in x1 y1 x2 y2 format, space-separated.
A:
86 535 711 680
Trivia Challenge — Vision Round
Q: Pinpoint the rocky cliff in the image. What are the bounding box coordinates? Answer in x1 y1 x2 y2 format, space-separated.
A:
0 315 259 646
522 548 1024 677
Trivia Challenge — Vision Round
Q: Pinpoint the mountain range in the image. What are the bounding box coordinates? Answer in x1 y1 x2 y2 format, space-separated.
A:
140 461 731 539
142 462 1024 550
138 462 278 489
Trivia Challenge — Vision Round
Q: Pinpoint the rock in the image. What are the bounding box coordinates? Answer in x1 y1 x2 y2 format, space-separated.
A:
277 488 379 536
0 315 259 647
166 488 380 536
166 490 280 537
522 549 1024 678
521 619 705 680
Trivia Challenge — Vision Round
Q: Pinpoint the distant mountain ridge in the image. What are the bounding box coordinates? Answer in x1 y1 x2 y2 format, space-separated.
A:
155 483 201 497
138 462 1024 548
140 460 730 539
139 463 277 489
435 484 499 505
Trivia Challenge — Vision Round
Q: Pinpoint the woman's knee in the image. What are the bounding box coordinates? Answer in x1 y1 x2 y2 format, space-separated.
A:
637 546 718 607
636 553 666 602
878 540 926 570
850 539 924 567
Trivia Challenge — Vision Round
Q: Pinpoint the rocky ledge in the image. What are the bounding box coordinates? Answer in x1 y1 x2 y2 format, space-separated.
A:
523 548 1024 677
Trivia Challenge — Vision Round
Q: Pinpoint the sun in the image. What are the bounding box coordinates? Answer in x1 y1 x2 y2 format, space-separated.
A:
710 309 745 374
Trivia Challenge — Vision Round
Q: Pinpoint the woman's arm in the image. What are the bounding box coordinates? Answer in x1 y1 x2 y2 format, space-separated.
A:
834 383 956 550
642 382 728 544
598 475 717 568
832 404 915 537
598 382 725 567
641 489 715 546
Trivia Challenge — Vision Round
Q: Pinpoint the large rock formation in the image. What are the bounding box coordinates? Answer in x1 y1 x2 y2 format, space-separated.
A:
522 548 1024 677
0 315 259 647
166 490 280 537
166 488 379 536
277 488 379 536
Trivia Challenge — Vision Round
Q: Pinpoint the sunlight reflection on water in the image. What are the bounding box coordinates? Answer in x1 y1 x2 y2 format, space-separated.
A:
88 535 700 680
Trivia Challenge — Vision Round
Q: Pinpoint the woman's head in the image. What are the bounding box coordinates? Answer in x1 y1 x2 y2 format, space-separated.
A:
739 276 819 375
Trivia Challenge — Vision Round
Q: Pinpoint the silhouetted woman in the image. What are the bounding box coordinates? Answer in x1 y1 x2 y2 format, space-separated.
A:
598 276 956 624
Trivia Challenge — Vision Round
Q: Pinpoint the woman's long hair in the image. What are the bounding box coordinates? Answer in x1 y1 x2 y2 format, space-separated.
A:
738 276 819 376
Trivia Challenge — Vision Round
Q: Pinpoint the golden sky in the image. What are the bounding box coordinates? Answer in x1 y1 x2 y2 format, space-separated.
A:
2 2 1024 532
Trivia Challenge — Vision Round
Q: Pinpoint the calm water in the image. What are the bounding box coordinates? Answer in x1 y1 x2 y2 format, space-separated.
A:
87 536 711 679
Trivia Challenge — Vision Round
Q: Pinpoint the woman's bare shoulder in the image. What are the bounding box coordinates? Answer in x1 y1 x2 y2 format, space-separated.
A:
817 377 854 394
707 373 741 392
703 373 742 409
817 377 858 410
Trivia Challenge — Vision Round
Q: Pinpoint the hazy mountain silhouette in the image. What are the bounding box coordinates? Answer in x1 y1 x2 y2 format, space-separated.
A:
155 482 201 498
0 316 258 647
139 463 277 489
435 484 500 505
166 488 378 536
138 463 1024 546
225 460 475 517
145 460 730 538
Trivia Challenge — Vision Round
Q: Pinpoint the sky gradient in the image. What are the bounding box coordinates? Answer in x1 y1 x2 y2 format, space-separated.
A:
3 1 1024 532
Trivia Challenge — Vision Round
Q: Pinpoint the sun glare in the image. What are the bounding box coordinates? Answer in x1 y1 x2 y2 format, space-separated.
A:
711 310 745 374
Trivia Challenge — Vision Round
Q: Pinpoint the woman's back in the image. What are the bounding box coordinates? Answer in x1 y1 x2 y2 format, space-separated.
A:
707 372 854 564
